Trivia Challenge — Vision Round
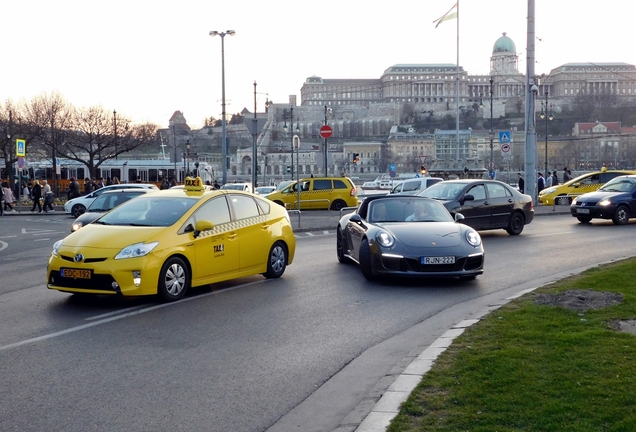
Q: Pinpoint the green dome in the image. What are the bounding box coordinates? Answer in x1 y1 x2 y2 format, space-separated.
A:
493 32 516 54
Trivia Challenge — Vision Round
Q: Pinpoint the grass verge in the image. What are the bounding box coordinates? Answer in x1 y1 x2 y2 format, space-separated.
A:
388 258 636 432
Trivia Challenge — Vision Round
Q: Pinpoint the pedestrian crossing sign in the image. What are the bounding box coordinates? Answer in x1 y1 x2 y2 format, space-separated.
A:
498 131 511 144
16 139 26 157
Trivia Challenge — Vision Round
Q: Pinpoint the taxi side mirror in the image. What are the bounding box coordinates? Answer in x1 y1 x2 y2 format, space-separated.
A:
193 220 215 238
572 182 580 188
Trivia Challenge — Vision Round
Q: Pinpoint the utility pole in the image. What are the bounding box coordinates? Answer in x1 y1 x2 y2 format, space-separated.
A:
524 0 538 203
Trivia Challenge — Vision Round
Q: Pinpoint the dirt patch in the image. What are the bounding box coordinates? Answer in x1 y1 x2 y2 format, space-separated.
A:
534 289 636 335
534 289 623 311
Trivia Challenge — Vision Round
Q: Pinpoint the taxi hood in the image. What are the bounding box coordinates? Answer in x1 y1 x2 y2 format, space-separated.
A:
62 224 168 249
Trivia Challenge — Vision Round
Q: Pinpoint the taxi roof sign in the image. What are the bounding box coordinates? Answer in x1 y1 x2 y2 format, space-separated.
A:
184 176 204 191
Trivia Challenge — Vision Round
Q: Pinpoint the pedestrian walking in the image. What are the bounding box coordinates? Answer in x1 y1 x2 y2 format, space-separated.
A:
160 178 169 190
517 173 525 194
538 172 545 194
563 167 571 182
68 177 81 200
552 170 559 186
545 171 553 188
31 180 43 213
2 182 16 212
0 182 4 216
42 180 55 212
84 178 93 195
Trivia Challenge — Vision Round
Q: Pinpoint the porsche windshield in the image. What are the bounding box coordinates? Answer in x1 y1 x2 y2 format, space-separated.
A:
97 196 198 227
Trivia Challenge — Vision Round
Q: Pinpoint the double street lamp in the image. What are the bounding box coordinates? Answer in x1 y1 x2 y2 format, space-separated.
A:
539 91 554 176
209 29 236 185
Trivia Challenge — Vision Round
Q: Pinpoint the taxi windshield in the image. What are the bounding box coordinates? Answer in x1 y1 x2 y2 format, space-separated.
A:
97 196 197 227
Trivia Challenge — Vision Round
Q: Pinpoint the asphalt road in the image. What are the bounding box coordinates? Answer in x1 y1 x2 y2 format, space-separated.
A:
1 213 635 431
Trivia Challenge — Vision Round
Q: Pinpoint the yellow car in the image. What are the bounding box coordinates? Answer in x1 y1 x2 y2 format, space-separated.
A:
47 178 296 302
539 170 636 205
266 176 359 210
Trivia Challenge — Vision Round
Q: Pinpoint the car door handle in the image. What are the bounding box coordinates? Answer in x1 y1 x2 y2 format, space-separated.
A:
227 233 238 240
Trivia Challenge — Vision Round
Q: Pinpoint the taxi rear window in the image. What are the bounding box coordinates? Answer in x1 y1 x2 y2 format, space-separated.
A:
333 179 349 189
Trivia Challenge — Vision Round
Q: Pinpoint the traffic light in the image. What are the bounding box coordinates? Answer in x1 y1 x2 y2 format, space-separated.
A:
353 153 360 164
286 166 291 174
420 165 426 175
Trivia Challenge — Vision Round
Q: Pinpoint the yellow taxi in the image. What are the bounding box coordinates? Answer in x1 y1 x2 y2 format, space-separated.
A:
265 176 358 210
47 177 296 302
538 169 636 205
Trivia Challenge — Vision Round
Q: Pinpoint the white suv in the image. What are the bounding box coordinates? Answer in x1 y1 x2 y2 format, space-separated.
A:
389 177 443 195
64 183 159 217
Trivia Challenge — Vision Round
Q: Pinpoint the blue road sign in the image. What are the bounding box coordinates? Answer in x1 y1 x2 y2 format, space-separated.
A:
389 163 396 171
499 131 511 144
16 139 26 157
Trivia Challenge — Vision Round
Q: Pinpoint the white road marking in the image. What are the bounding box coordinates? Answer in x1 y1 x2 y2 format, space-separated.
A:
34 238 51 242
0 235 17 239
0 279 269 352
0 241 7 252
529 231 572 238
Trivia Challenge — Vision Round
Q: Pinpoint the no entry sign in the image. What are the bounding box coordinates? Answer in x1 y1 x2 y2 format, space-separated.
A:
319 125 333 138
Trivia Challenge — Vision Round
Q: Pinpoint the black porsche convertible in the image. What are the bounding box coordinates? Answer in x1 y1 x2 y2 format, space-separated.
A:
336 195 485 281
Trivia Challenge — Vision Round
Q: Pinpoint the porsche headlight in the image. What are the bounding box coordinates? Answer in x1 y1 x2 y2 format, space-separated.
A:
52 239 63 256
465 230 482 247
599 199 611 206
115 242 159 260
376 231 395 248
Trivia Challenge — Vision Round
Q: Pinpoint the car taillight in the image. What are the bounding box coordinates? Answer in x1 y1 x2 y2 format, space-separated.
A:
350 187 357 196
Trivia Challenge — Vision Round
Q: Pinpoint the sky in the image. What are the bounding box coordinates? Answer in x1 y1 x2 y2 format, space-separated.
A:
3 0 635 129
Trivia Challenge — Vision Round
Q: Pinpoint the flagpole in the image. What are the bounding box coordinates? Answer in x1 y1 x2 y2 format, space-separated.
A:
455 0 460 161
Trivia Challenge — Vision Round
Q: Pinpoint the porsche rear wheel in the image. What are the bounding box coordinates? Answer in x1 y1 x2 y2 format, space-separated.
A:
359 239 377 281
613 205 630 225
505 212 525 235
337 227 351 264
158 256 189 302
264 241 287 278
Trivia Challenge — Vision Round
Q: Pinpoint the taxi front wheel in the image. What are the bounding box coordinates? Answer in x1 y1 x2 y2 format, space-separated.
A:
264 241 287 278
158 256 190 302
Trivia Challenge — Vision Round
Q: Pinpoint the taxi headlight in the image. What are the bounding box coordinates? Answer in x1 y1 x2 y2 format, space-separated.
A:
71 222 82 232
52 239 63 256
599 199 611 206
115 242 159 260
465 230 482 247
376 231 394 248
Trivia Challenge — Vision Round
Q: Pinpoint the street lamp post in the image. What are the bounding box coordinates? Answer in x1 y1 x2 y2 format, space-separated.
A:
185 140 191 176
209 29 236 185
324 106 332 176
489 77 495 178
283 106 299 181
539 91 554 176
113 110 117 160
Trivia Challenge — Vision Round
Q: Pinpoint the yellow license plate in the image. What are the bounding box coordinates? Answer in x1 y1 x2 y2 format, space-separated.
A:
61 268 92 279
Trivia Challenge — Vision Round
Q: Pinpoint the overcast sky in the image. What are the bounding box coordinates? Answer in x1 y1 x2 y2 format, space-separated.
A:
2 0 633 129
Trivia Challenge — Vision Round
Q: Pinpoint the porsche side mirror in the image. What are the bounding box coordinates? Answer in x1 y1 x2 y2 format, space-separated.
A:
454 213 465 222
350 214 362 224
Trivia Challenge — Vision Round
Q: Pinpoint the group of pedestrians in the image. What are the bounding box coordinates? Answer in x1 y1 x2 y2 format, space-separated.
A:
29 179 55 213
537 167 571 194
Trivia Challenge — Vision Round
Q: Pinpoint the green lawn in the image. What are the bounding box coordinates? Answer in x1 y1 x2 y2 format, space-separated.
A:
388 259 636 432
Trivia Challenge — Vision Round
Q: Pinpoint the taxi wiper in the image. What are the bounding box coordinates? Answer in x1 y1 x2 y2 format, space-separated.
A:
128 223 154 226
93 220 110 225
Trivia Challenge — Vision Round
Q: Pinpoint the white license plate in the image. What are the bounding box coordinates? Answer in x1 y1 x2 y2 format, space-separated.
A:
576 208 590 214
422 256 455 265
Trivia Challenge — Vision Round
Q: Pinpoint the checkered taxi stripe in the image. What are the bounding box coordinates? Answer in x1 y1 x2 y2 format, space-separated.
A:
196 214 270 238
